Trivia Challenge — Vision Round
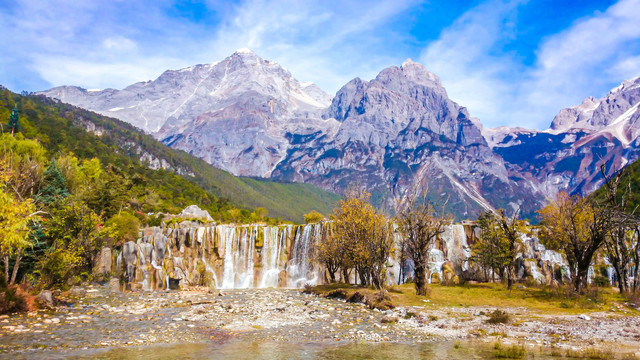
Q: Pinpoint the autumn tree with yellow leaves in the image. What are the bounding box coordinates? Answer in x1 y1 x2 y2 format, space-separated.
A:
537 192 608 293
317 190 394 289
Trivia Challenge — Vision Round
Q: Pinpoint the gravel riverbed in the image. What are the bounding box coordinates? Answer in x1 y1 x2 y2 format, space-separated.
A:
1 284 639 358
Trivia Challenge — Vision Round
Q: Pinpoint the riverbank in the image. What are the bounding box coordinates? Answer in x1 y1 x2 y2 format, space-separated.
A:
1 284 639 359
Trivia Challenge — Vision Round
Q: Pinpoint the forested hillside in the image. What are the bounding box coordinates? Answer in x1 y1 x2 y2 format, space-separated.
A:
0 88 339 223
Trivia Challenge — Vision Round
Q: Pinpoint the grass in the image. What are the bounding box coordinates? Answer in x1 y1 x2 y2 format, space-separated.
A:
306 282 638 315
564 347 613 359
493 342 526 359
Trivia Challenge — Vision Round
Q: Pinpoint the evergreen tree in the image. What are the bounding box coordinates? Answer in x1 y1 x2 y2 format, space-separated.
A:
8 109 19 136
36 161 69 206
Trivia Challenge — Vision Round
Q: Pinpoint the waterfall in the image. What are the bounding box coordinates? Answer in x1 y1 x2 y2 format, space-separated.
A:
220 225 256 289
442 224 471 271
127 220 591 292
259 226 285 288
287 224 318 288
428 248 445 284
220 225 236 289
138 245 150 291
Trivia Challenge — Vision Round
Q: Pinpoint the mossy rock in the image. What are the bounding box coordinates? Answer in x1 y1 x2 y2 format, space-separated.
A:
431 273 441 284
255 228 264 248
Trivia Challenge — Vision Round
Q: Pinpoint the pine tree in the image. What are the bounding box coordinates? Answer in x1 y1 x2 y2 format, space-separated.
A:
36 161 69 206
8 109 18 136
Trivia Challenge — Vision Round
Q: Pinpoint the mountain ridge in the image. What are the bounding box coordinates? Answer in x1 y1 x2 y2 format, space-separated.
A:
37 50 640 220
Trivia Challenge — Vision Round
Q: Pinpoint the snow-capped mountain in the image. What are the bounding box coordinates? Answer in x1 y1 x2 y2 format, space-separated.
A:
271 59 539 217
40 49 331 177
486 76 640 197
38 50 640 219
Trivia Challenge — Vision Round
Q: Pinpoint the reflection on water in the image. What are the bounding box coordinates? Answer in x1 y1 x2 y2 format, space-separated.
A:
66 340 562 360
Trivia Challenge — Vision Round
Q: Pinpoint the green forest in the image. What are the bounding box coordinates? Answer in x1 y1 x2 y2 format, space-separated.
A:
0 88 338 296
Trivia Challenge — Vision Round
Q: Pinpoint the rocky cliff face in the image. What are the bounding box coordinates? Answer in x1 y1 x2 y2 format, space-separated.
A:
486 76 640 198
38 50 640 219
272 60 539 217
39 49 331 178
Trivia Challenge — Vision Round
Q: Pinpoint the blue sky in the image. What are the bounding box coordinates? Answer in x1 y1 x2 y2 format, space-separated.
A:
1 0 639 129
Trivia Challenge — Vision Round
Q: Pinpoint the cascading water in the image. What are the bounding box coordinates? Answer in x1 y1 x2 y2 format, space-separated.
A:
428 248 445 284
442 224 470 271
118 220 582 292
258 226 284 288
287 224 319 288
220 225 237 289
220 226 256 289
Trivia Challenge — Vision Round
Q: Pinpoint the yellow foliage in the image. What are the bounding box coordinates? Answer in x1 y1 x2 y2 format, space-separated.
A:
0 187 36 258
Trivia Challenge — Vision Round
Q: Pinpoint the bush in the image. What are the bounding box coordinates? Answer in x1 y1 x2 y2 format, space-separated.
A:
303 210 324 224
347 291 366 304
593 276 609 287
105 212 140 246
0 277 27 314
486 309 510 324
326 289 348 300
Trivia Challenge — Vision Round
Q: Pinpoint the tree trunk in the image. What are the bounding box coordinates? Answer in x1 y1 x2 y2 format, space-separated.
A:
614 264 628 294
414 264 428 296
575 263 590 293
10 250 22 285
3 255 8 283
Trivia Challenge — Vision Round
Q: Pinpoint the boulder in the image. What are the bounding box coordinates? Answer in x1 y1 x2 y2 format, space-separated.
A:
179 205 213 222
122 241 138 282
68 286 86 297
381 315 398 324
93 247 112 275
35 290 55 309
109 278 121 292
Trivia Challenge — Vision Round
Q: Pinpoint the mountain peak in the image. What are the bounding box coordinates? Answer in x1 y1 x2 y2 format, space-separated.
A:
396 59 442 89
234 47 254 55
401 58 416 68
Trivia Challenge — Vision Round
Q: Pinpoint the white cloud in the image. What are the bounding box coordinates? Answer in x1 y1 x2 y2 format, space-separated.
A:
420 0 640 130
201 0 419 94
419 0 525 128
0 0 419 95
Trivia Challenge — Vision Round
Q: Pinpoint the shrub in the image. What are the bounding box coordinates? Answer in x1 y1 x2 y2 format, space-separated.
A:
0 277 27 314
105 212 140 246
303 210 324 224
326 289 348 300
486 309 510 324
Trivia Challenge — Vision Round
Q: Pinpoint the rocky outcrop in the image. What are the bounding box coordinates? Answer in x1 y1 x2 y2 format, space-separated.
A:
92 247 112 275
113 220 577 292
178 205 213 222
272 60 539 217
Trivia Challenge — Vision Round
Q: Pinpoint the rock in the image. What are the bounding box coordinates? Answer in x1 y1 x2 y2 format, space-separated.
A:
109 278 121 292
168 278 181 290
35 290 55 309
179 205 213 222
122 241 138 282
381 315 398 324
68 286 86 297
93 247 112 275
579 314 591 321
